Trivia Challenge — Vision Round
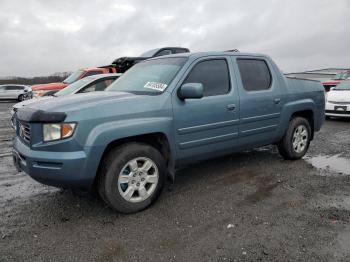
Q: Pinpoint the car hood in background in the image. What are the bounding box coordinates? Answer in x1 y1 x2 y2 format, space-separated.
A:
327 90 350 103
32 82 67 91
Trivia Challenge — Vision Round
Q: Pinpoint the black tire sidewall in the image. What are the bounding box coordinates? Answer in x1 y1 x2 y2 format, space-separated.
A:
101 143 166 213
285 118 311 159
18 95 23 101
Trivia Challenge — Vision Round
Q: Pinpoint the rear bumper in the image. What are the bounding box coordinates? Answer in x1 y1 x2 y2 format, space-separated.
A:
12 137 97 190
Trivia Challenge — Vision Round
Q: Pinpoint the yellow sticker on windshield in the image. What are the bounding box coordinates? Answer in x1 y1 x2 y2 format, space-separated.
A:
144 82 167 91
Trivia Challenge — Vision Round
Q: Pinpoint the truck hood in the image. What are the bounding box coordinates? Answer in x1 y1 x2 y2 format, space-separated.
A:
24 91 152 113
13 96 52 110
17 91 164 123
32 82 67 91
327 90 350 103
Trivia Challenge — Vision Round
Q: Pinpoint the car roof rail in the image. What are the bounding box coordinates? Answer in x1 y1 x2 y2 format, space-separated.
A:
225 49 240 52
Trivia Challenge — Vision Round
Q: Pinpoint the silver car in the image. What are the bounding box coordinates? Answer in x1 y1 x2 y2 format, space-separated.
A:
0 85 32 101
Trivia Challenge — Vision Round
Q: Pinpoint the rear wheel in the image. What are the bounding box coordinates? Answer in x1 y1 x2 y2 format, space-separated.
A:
277 117 311 160
98 143 166 213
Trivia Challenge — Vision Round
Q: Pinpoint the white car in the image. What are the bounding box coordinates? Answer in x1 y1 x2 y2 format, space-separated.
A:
10 73 121 128
0 85 32 101
325 80 350 118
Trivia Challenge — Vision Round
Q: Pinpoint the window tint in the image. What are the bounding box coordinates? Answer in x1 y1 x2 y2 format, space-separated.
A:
84 70 103 77
174 48 189 54
237 59 272 91
183 59 230 97
79 78 116 93
154 49 172 57
6 86 23 90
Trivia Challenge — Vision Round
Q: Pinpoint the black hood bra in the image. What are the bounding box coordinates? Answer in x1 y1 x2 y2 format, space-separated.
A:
16 107 66 123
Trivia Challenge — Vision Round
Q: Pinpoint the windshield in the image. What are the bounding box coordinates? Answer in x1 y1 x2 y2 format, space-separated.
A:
63 70 84 84
139 48 159 57
55 77 92 96
333 81 350 91
333 72 350 80
106 57 187 95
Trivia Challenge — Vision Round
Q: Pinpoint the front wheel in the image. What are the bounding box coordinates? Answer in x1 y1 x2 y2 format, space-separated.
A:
98 143 166 213
277 117 312 160
18 95 24 101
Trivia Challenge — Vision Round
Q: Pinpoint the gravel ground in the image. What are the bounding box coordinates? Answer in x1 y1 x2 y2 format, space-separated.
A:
0 100 350 262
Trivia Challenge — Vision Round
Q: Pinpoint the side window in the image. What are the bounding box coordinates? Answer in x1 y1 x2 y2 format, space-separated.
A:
237 59 272 91
6 86 21 90
154 49 172 57
84 70 103 77
79 79 115 93
174 48 189 54
183 59 230 97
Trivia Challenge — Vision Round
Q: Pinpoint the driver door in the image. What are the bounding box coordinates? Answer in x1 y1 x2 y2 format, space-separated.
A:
172 57 239 164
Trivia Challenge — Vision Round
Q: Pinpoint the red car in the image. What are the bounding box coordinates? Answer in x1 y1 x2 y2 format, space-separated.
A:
322 71 350 92
32 67 117 97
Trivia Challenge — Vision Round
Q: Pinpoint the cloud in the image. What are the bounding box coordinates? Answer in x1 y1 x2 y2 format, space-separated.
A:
0 0 349 77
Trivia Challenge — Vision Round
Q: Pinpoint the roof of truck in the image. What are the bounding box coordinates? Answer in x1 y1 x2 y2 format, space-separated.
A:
147 51 267 60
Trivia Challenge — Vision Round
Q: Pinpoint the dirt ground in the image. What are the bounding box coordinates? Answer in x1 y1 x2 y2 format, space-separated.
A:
1 100 350 262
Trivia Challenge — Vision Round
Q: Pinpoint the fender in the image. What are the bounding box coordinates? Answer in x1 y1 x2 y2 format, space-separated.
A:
277 98 316 139
85 116 176 158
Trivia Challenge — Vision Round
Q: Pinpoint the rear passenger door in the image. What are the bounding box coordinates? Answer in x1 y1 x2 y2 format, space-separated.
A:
233 57 282 147
172 57 239 164
5 86 21 99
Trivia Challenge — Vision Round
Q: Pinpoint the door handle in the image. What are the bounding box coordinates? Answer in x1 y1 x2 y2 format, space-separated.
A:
274 98 281 104
227 104 236 111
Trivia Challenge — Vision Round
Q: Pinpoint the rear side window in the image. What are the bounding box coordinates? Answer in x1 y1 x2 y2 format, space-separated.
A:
183 59 230 97
6 86 23 90
174 48 189 54
84 70 103 77
154 49 172 57
79 78 116 93
237 59 272 91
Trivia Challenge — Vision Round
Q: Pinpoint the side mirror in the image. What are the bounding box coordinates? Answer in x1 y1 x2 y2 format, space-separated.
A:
178 83 203 100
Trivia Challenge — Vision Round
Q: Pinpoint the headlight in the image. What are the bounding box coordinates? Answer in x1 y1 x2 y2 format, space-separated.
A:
43 123 76 142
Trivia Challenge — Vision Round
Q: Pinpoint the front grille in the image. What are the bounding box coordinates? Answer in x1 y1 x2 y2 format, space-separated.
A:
18 121 31 143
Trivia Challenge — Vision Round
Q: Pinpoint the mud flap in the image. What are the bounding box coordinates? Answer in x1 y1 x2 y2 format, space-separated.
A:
167 158 175 191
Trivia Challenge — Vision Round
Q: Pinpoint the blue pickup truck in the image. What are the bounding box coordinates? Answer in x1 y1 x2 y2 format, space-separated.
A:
12 51 325 213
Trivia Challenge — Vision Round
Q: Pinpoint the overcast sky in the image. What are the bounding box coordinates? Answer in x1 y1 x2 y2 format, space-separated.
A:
0 0 349 77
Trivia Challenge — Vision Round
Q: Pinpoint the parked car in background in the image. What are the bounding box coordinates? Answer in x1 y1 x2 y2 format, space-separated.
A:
325 80 350 118
32 67 118 97
12 51 325 213
0 85 32 101
323 71 350 92
10 73 121 128
111 47 190 73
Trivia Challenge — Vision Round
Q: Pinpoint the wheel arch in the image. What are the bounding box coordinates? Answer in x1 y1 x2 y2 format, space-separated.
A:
290 109 314 140
92 132 174 190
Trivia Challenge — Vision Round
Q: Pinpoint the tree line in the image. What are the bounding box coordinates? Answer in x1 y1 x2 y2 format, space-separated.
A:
0 73 70 86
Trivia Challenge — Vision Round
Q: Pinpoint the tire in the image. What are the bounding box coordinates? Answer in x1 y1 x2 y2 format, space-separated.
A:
18 95 24 101
98 142 166 213
277 117 312 160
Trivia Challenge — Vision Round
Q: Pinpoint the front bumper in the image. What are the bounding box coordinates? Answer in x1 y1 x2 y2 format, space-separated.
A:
325 102 350 117
12 137 97 189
